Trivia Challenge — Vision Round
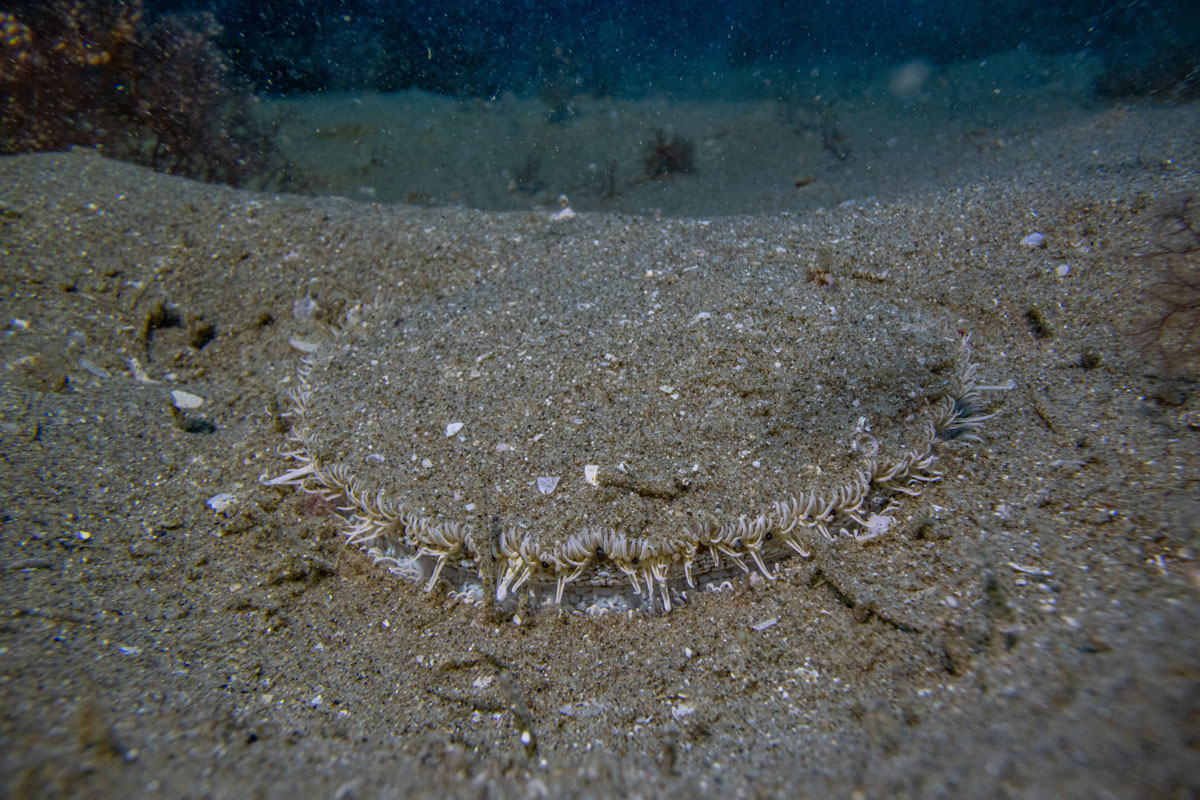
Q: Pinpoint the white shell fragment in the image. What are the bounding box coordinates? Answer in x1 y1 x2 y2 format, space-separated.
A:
288 336 321 354
445 421 465 437
865 513 894 538
79 358 110 379
750 617 779 631
127 357 158 384
206 493 236 513
671 702 696 721
537 476 561 495
170 389 204 409
1020 232 1045 248
584 465 600 487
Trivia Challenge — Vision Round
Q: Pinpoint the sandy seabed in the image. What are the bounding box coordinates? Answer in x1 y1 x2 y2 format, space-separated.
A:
1 82 1199 799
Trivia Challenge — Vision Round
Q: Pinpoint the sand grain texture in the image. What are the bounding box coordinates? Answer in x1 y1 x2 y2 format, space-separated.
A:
1 102 1198 800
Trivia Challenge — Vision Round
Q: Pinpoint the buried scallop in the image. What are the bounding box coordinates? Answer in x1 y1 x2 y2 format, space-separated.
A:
267 253 1010 615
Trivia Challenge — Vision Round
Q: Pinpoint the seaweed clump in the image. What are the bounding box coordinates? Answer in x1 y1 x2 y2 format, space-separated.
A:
1 0 276 187
1138 194 1200 375
642 130 695 180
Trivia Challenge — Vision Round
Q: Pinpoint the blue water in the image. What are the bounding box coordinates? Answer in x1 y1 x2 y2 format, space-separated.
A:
7 1 1195 211
152 0 1197 100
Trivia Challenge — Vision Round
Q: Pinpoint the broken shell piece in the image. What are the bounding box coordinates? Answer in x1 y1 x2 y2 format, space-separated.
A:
288 336 320 354
170 389 204 409
207 492 236 513
79 358 110 379
584 465 600 487
127 357 158 384
445 422 465 437
537 476 561 495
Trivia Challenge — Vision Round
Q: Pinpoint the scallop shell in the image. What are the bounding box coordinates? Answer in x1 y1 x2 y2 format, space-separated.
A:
270 252 1005 614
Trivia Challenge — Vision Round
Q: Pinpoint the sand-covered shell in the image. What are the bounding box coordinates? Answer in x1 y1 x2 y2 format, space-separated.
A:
270 253 1006 613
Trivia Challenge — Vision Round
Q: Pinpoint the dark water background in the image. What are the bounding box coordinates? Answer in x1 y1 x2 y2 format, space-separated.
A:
150 0 1198 99
6 1 1197 212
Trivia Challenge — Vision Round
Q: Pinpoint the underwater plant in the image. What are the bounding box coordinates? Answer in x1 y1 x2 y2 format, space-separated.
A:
1138 194 1200 374
0 0 276 187
641 130 695 180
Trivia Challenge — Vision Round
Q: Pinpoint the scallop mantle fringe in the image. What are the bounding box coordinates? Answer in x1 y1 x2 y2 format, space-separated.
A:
265 331 1011 615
